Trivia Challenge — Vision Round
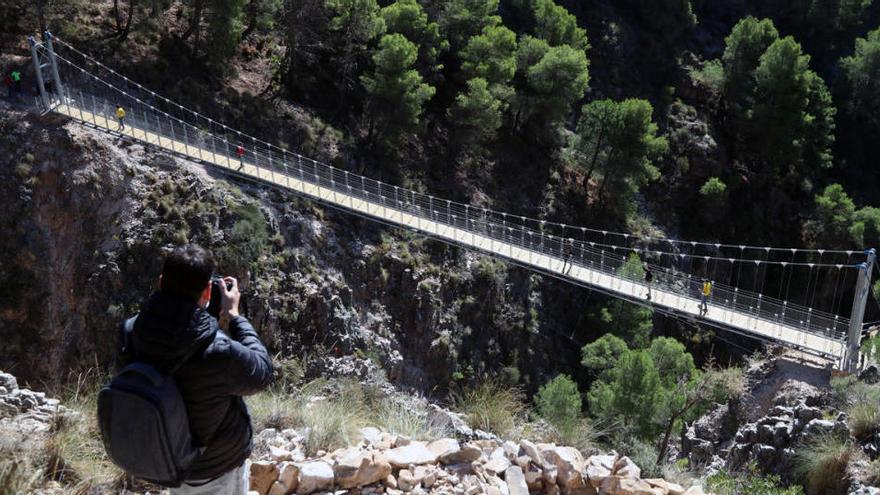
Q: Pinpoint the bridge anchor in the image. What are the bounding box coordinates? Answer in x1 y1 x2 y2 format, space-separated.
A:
845 248 876 372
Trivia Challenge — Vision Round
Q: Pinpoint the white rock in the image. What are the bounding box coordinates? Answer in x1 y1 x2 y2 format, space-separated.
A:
296 461 334 494
386 442 438 467
484 456 511 476
504 466 529 495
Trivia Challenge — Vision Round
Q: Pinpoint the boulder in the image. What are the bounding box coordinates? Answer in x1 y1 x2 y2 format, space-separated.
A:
278 462 299 493
600 476 655 495
772 422 791 448
334 449 392 489
859 365 879 385
268 481 289 495
360 426 383 445
542 446 587 490
398 469 418 491
296 461 334 494
484 456 512 476
0 372 17 391
440 443 481 465
795 405 823 424
757 424 775 444
752 444 777 465
519 439 545 467
612 456 641 480
427 438 460 458
802 418 849 440
250 461 280 495
385 442 438 467
504 466 530 495
585 463 611 489
683 486 706 495
645 478 685 495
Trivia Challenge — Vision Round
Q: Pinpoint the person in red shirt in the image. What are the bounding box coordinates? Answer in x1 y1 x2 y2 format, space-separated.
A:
3 74 13 100
235 145 245 171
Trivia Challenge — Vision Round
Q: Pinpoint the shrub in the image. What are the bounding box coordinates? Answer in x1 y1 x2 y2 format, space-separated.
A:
14 163 31 178
700 177 727 196
793 432 856 495
451 379 527 438
689 59 724 93
708 465 804 495
372 402 450 441
536 374 582 427
847 399 880 440
246 379 368 456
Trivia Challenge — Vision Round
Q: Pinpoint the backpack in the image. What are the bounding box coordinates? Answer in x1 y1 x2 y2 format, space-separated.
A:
97 318 205 487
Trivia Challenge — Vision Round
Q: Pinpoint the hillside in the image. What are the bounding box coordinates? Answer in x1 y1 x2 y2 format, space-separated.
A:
1 0 880 493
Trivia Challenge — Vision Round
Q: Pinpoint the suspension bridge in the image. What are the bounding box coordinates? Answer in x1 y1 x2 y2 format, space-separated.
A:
25 32 877 372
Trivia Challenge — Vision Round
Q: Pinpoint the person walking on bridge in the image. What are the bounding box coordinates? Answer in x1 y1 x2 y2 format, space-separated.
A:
561 238 574 275
644 262 653 301
115 105 126 132
3 73 12 100
236 144 245 171
10 70 21 99
700 278 712 316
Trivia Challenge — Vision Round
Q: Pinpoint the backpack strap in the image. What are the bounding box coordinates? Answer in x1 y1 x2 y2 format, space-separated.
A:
122 314 213 377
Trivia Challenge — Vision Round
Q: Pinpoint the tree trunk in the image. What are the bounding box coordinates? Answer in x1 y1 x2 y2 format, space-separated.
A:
114 0 122 34
241 0 259 40
583 129 605 187
656 412 680 465
182 0 203 42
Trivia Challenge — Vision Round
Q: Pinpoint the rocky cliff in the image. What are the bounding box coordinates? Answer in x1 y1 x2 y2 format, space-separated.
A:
0 102 588 395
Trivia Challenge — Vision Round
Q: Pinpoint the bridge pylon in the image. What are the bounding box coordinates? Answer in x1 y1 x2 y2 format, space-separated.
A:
27 31 65 111
845 248 876 372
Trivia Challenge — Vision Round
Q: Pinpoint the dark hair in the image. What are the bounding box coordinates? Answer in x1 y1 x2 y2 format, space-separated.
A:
161 244 215 301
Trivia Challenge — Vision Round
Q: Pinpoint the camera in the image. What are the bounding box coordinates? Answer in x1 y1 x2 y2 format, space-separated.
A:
207 276 233 318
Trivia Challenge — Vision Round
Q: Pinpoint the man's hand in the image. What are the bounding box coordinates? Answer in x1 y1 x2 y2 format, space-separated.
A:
220 276 241 318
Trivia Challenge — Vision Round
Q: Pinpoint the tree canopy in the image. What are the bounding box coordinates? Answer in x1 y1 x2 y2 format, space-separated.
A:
362 33 436 141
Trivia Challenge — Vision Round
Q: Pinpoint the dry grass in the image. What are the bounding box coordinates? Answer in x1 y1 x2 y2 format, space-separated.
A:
247 377 453 455
848 399 880 441
371 401 451 442
793 432 856 495
450 379 528 439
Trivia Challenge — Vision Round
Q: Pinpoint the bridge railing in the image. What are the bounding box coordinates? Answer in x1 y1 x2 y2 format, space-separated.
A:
55 85 851 350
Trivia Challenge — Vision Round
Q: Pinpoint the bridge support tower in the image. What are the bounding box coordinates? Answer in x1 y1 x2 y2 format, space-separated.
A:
27 31 65 110
845 248 876 373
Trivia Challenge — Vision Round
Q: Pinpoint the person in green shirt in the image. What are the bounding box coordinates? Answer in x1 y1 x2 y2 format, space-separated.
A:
10 70 21 99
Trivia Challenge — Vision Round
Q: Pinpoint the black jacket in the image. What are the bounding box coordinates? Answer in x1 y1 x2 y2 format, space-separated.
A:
121 291 273 480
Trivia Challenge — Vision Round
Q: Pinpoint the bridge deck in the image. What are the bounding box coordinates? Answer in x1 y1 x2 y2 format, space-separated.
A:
53 102 846 362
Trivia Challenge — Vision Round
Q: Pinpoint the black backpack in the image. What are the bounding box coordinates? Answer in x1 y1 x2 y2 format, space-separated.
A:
97 318 205 487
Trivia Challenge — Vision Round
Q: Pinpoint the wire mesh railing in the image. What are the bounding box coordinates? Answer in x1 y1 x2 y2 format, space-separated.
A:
42 48 855 355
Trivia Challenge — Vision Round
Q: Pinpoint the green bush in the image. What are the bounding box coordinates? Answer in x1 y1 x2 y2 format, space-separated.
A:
700 177 727 196
536 374 582 427
793 432 855 495
708 465 804 495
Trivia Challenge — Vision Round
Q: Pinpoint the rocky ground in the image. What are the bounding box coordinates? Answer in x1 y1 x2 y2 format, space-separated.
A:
245 427 707 495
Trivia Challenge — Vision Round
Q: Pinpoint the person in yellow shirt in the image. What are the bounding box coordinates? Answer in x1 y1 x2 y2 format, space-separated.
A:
700 278 712 316
116 106 126 131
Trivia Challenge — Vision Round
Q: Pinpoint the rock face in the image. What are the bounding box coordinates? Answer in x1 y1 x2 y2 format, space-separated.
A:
249 427 715 495
0 106 595 399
